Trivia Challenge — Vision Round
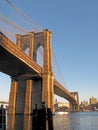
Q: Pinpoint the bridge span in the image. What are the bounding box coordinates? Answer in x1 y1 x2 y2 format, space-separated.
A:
0 30 79 114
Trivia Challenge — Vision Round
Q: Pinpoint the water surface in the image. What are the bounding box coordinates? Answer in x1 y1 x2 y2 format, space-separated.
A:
54 111 98 130
6 111 98 130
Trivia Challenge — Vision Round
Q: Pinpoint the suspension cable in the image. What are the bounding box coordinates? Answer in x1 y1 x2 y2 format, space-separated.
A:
5 0 43 31
0 14 27 33
52 47 68 89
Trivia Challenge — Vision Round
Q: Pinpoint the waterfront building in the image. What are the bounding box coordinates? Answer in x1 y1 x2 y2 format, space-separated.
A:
89 97 97 105
54 101 69 111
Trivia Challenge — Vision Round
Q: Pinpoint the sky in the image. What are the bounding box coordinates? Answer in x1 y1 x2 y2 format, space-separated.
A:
0 0 98 103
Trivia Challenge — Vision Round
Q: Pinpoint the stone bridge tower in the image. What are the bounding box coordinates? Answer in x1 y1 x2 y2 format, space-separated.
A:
69 92 79 111
8 29 54 115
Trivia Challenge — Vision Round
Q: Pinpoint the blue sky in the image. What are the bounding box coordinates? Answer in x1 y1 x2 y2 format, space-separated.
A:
0 0 98 102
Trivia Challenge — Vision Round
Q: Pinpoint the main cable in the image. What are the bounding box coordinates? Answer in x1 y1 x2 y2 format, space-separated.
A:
5 0 43 31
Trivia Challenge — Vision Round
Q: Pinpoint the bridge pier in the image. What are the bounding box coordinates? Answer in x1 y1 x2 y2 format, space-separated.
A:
8 78 18 114
8 76 42 130
32 79 42 109
8 76 54 115
24 79 32 114
8 76 43 115
8 78 18 130
69 92 79 111
42 72 54 113
69 103 79 111
15 76 27 114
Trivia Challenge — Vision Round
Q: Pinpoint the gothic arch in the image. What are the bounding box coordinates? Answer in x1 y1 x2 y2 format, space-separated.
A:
16 29 53 72
36 45 44 66
16 32 34 58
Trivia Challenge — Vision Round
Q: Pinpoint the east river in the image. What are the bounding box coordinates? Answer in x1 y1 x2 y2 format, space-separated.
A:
5 111 98 130
54 111 98 130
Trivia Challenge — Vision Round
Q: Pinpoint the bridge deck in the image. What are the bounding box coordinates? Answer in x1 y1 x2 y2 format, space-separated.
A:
0 32 42 77
54 79 77 103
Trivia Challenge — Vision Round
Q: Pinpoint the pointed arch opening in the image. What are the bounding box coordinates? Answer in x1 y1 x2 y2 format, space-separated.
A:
36 45 44 67
24 47 30 56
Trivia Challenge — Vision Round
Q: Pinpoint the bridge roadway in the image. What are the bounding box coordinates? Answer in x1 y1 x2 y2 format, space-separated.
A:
0 31 77 104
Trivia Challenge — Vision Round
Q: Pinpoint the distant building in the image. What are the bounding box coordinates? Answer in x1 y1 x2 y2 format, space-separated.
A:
84 101 89 106
54 101 69 108
89 97 97 105
80 100 89 110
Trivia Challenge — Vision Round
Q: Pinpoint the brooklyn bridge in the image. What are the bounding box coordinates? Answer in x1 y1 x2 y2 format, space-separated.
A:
0 0 79 115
